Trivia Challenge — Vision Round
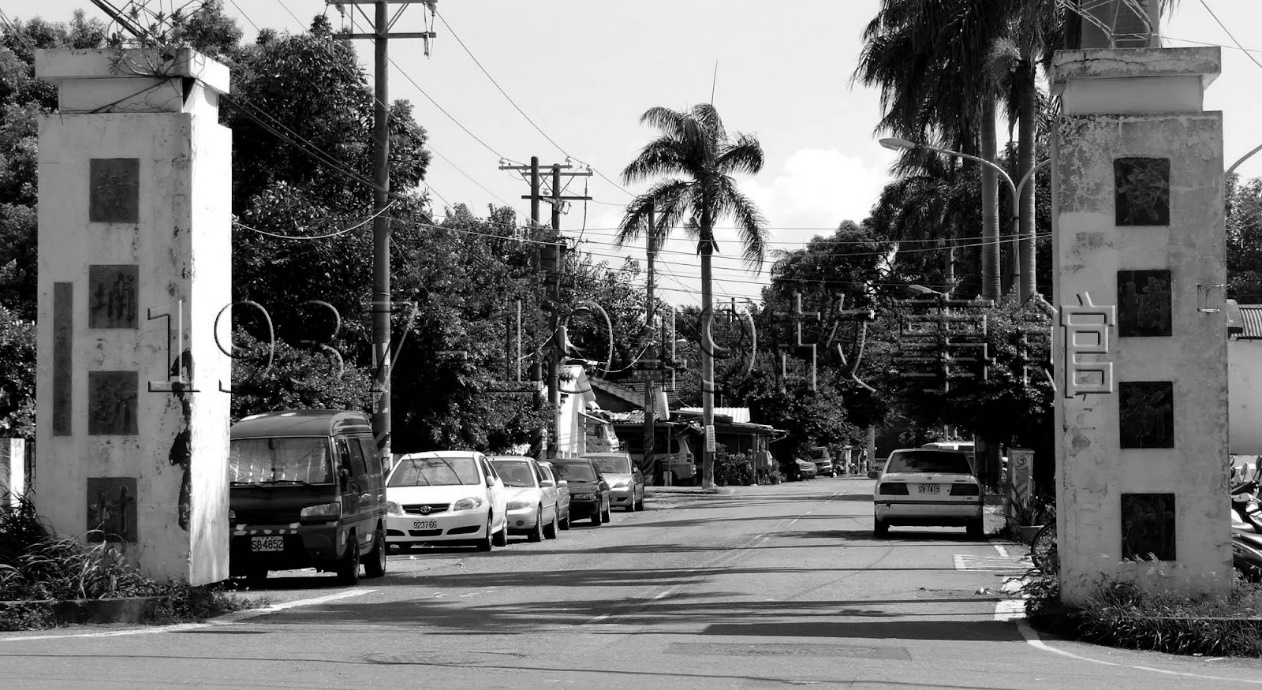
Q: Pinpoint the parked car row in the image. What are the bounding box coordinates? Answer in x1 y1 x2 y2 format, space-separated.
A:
226 410 650 586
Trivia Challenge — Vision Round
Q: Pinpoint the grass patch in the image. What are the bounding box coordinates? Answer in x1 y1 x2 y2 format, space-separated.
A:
1025 571 1262 657
1 493 260 631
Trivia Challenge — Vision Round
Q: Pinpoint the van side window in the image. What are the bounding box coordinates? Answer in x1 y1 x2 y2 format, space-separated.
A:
357 438 383 476
344 438 367 477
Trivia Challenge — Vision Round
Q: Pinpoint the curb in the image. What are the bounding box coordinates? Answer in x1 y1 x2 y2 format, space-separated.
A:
0 595 169 625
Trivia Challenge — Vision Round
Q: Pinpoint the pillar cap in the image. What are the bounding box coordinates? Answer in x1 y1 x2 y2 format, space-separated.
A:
1052 46 1220 95
35 47 229 96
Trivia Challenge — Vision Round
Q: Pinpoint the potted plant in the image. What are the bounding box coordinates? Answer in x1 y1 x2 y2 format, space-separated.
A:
1005 484 1054 544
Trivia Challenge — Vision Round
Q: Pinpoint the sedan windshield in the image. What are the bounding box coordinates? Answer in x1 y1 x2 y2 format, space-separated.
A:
886 450 972 475
553 461 597 481
230 437 332 485
389 456 481 487
588 456 631 475
490 460 536 488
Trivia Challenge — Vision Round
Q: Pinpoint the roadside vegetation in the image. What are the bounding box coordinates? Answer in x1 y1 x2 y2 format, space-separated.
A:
1024 570 1262 657
0 494 257 631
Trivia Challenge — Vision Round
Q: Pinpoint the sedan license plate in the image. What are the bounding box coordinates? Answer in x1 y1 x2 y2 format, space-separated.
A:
917 484 942 494
413 520 437 529
251 536 284 552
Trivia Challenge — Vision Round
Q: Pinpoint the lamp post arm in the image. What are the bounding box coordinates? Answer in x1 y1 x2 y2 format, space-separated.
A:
913 142 1017 198
1228 142 1262 177
1015 159 1052 201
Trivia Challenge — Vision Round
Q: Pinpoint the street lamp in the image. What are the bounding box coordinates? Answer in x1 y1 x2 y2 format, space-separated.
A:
1228 142 1262 177
879 138 1048 300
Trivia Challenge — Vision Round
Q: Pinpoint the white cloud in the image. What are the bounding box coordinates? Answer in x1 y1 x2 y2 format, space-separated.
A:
744 148 892 246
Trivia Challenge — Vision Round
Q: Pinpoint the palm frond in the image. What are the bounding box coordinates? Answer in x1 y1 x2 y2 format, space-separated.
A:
715 134 765 176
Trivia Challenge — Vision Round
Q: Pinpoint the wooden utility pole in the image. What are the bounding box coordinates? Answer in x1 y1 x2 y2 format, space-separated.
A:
331 1 437 461
643 205 658 483
499 158 591 457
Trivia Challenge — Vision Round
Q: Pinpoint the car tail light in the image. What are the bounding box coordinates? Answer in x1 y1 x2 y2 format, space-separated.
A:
878 483 909 495
950 483 980 496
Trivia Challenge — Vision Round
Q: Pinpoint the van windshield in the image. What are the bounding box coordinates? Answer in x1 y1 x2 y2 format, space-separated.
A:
886 450 972 475
389 456 480 487
230 437 333 485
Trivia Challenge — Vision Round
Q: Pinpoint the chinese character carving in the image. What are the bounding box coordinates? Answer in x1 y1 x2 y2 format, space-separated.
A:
1061 292 1116 397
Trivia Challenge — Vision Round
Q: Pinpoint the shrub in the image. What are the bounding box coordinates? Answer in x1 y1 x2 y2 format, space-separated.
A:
1024 570 1262 657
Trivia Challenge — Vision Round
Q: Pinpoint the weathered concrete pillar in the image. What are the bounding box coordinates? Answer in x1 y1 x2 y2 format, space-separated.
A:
0 438 25 503
34 48 231 584
1051 45 1230 603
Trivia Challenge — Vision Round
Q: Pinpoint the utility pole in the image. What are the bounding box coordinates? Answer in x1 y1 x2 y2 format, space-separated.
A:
330 1 437 462
500 157 591 458
643 205 658 484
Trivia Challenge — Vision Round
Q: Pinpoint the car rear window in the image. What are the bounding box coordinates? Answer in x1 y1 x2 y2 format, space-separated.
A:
886 450 972 474
490 459 536 488
587 456 631 474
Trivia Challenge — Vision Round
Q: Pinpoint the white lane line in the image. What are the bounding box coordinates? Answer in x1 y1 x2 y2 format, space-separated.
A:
994 544 1010 558
994 599 1025 621
0 589 375 643
652 589 674 600
586 614 611 624
954 554 1027 572
1016 620 1262 685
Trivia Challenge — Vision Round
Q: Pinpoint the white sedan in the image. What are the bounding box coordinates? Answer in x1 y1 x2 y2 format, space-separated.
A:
871 448 984 537
385 451 508 551
489 455 560 542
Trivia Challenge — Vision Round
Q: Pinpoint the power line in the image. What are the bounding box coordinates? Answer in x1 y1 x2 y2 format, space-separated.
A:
1196 0 1262 72
234 201 397 241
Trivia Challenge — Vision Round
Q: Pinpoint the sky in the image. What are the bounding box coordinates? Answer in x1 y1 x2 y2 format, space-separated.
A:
16 0 1262 307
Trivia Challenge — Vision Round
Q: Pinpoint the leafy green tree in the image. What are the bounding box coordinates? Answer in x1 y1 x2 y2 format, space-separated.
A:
0 305 34 438
617 104 768 489
228 331 372 422
1228 175 1262 302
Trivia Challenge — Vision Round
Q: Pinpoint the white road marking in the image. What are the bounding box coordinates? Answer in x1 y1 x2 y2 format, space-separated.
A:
1015 620 1262 685
586 614 611 624
0 589 375 643
953 554 1028 572
993 599 1025 621
652 590 674 600
994 544 1009 558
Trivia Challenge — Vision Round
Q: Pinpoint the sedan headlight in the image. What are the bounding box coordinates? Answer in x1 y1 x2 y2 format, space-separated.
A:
506 500 532 510
452 496 485 511
386 501 404 515
611 480 629 489
299 502 340 521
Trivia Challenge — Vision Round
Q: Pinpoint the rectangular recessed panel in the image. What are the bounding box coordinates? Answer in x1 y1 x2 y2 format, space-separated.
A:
86 476 138 543
1122 492 1176 562
666 642 911 661
53 282 73 436
88 370 138 436
1114 157 1170 226
88 264 139 328
89 158 139 223
1117 269 1172 337
1119 381 1174 449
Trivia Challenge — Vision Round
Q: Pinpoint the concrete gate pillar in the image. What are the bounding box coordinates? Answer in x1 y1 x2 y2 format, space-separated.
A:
34 48 232 584
1051 42 1230 602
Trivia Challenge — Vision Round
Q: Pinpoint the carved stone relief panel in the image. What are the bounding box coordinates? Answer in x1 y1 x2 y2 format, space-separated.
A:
86 477 138 543
89 158 139 223
1121 492 1176 562
88 264 138 329
1119 381 1174 449
1114 157 1170 226
88 370 138 436
1117 269 1172 337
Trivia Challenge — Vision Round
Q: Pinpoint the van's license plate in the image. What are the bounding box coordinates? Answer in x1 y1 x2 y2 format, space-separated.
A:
413 520 437 529
918 484 942 494
251 536 284 552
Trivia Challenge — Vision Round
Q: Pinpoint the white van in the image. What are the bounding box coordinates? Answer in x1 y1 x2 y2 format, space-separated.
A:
624 432 697 485
921 441 976 471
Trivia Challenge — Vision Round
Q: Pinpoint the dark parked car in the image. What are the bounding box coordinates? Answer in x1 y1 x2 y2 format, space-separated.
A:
550 457 612 526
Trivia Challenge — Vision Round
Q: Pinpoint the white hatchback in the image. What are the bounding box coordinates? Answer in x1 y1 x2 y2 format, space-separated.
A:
385 451 508 551
871 449 984 537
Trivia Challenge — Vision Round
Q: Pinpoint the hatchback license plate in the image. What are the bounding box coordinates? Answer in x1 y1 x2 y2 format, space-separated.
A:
917 484 942 494
413 520 437 529
251 536 284 552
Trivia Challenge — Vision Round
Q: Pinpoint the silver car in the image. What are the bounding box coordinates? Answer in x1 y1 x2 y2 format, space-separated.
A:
489 456 560 542
584 452 645 512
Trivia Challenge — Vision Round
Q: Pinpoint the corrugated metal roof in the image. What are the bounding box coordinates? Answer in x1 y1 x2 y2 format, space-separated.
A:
1239 305 1262 339
678 407 750 423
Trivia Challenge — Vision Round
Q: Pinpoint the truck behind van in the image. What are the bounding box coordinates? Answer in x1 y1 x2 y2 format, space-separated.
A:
229 410 387 586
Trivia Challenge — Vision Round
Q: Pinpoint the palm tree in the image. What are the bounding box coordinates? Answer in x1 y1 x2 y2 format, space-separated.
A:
854 0 1009 300
617 104 768 490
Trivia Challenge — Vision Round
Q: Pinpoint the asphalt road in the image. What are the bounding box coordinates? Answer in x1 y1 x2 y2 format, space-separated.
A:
3 479 1262 688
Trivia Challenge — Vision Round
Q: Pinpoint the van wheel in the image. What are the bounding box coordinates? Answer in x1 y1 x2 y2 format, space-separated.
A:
543 508 559 539
245 567 267 589
528 507 544 542
476 515 493 552
364 526 386 578
337 533 360 585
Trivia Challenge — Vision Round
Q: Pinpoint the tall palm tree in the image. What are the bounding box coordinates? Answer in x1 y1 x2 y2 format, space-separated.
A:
617 104 768 490
855 0 1009 300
